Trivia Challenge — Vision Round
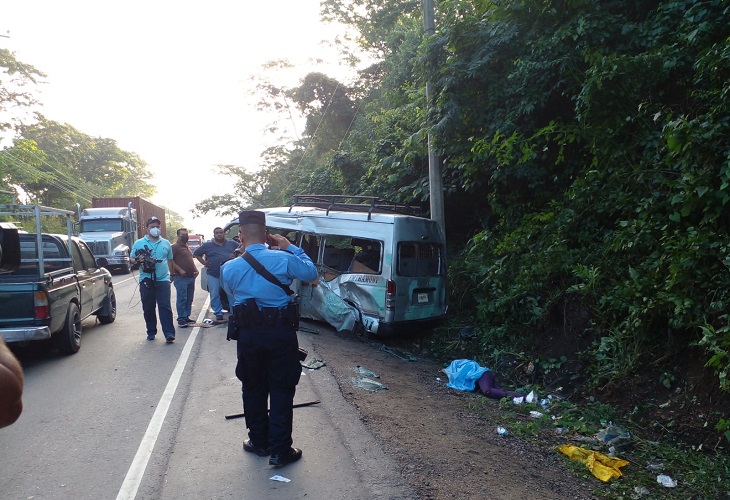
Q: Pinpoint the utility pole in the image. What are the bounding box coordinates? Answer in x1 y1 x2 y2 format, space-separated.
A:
423 0 446 237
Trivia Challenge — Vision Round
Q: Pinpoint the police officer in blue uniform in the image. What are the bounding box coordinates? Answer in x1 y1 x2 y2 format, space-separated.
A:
221 210 318 467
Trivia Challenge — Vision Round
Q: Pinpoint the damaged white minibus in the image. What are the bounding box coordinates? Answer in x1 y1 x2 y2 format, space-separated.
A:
223 195 448 335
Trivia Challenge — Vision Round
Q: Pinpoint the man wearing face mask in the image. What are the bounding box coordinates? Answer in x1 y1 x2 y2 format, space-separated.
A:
171 228 199 329
131 216 176 343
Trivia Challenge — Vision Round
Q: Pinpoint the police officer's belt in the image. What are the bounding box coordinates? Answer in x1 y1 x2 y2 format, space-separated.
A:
232 300 299 329
230 251 299 330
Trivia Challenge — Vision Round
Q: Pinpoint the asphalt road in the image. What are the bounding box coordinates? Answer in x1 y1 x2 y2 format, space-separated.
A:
0 271 414 499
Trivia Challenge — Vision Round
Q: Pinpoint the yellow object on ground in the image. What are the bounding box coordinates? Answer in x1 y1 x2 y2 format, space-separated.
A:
557 444 629 482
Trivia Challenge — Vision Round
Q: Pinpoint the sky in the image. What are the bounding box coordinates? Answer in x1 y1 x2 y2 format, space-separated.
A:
1 0 355 238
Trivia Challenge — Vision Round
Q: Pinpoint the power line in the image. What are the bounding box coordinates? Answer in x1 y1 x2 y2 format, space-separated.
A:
4 54 144 200
1 147 101 200
0 148 99 203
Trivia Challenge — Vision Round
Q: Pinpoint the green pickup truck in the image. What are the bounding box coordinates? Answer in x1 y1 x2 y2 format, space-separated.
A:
0 205 117 354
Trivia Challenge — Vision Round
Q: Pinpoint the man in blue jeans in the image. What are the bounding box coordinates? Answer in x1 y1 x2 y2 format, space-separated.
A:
131 216 176 342
171 228 199 328
193 227 238 321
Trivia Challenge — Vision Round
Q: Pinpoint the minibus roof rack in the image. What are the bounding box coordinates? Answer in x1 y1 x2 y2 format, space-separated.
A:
290 195 422 220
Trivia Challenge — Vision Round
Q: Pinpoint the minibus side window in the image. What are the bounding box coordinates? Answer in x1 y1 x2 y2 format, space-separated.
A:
348 237 381 274
322 235 355 273
300 233 320 261
397 242 443 277
318 235 381 274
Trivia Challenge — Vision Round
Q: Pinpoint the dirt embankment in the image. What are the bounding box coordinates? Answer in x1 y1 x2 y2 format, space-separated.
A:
302 323 599 500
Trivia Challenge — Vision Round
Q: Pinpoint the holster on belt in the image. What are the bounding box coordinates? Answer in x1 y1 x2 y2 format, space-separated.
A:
233 298 262 328
233 298 299 330
226 315 238 341
287 300 299 330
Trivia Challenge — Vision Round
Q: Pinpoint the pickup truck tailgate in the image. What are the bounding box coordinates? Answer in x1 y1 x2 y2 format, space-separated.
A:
0 283 38 322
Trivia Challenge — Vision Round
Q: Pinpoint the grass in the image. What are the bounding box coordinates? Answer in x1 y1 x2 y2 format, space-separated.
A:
465 394 730 499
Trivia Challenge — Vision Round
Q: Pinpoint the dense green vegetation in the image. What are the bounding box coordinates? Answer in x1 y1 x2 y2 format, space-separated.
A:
193 0 730 448
3 0 728 453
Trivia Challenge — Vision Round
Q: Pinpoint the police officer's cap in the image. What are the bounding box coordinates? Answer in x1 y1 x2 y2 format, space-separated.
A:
239 210 266 226
146 216 161 226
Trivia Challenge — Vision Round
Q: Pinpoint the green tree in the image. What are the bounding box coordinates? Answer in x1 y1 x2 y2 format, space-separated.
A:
166 208 187 238
429 0 730 393
4 117 154 208
321 0 420 56
0 48 44 134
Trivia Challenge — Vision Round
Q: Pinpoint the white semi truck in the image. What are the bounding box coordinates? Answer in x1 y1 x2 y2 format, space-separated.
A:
78 197 167 274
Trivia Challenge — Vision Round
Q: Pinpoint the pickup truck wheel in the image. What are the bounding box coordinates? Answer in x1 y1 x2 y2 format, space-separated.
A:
97 287 117 324
56 303 82 354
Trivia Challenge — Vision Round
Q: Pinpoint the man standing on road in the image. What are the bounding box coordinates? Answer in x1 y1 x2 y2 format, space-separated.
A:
171 228 199 329
221 210 317 468
193 227 238 322
131 216 176 343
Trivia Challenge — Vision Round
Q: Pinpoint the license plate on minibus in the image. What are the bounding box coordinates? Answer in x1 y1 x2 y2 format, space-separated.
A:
418 292 429 303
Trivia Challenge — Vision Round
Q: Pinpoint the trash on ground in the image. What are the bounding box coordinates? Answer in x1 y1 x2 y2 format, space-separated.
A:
270 475 291 483
557 444 629 482
351 377 388 392
514 390 536 405
354 365 379 378
298 324 321 334
539 396 553 408
529 410 544 418
656 474 677 488
459 326 476 339
634 486 651 496
497 426 509 436
202 318 215 325
595 422 632 450
378 344 418 361
302 358 326 369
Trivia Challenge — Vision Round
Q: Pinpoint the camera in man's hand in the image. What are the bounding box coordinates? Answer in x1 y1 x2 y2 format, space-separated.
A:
135 246 160 274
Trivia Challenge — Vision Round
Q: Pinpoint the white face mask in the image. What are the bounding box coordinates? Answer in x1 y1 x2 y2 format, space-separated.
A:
149 227 161 238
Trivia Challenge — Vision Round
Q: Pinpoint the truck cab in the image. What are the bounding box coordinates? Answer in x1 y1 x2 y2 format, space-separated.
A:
187 234 204 252
78 205 137 274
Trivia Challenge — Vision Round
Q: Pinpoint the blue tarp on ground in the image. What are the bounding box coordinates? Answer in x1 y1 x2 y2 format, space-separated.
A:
443 359 490 391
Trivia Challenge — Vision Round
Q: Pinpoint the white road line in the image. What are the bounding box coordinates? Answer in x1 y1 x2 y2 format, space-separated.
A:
113 275 137 286
116 297 211 500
